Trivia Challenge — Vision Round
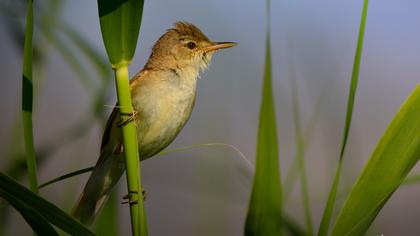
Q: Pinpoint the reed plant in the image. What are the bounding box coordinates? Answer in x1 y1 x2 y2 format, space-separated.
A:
96 0 147 235
1 0 419 235
21 0 38 195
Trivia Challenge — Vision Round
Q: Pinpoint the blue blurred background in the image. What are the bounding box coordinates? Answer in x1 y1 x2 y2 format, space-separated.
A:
1 0 419 235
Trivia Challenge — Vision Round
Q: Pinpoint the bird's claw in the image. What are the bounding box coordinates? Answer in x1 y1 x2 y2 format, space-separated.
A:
121 189 146 205
117 111 137 127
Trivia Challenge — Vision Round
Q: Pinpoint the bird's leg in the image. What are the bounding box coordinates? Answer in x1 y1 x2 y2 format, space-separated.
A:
117 110 137 128
121 188 146 205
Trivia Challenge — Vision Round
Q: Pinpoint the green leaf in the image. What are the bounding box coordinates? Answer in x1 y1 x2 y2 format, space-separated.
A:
39 166 94 189
0 172 94 236
317 1 369 235
1 188 59 236
245 0 282 234
331 85 420 235
98 0 144 67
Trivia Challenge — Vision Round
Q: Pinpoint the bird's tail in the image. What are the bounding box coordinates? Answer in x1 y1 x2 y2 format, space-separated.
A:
73 146 125 225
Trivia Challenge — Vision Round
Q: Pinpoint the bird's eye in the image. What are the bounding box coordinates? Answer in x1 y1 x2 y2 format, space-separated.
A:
187 41 197 49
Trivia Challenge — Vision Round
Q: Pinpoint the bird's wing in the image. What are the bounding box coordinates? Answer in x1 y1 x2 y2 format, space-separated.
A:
100 106 119 150
98 69 150 160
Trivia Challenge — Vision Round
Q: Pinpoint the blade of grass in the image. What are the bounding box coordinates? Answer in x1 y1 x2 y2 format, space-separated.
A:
97 0 146 235
289 52 313 235
0 172 94 236
1 188 59 236
39 166 94 189
317 1 368 235
330 84 420 235
244 0 282 234
283 49 332 203
292 90 313 235
21 0 38 194
283 92 324 203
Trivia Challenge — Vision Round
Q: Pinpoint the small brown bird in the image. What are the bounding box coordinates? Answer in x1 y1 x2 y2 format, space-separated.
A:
73 22 236 225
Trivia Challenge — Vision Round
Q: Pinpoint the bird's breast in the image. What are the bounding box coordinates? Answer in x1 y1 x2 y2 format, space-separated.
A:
131 71 197 159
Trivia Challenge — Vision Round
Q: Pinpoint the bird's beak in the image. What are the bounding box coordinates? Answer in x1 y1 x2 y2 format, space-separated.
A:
204 42 237 52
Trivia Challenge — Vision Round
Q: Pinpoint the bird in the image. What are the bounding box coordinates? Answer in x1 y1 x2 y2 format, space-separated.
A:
73 21 236 225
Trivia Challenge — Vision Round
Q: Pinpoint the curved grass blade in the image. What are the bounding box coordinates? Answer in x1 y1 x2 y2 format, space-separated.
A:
39 142 250 190
0 172 94 236
39 166 94 189
317 1 369 235
1 188 59 236
330 84 420 235
245 0 282 235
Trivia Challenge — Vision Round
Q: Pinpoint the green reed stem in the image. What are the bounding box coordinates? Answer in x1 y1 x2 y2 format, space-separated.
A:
22 0 38 194
114 66 147 236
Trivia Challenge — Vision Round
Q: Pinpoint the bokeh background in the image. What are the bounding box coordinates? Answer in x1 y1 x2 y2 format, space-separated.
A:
1 0 420 235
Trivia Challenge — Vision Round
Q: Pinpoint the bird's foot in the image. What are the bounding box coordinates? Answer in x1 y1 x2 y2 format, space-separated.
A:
121 188 146 205
117 111 137 127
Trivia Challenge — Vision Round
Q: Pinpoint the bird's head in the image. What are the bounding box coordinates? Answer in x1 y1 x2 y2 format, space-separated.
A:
145 22 236 74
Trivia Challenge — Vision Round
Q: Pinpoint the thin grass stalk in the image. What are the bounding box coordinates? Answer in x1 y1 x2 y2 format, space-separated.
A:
283 48 328 203
22 0 38 194
38 142 250 190
290 74 313 235
317 1 369 235
114 66 147 236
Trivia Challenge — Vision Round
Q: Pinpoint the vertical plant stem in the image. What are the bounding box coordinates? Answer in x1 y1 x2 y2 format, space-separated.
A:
22 0 38 194
114 66 147 236
291 77 313 235
317 1 369 235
